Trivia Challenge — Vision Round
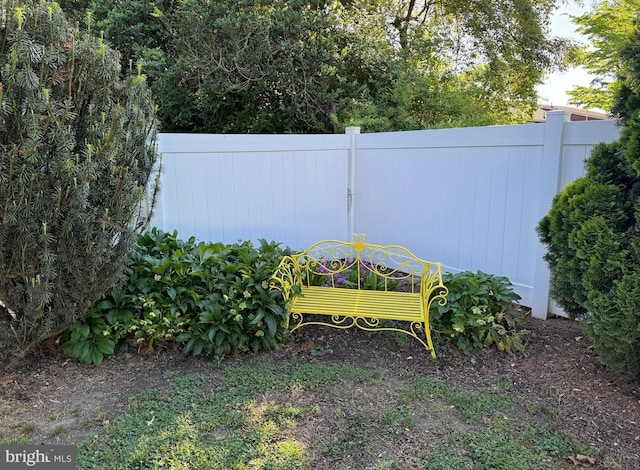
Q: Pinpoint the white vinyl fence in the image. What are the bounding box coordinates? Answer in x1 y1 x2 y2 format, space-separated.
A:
151 111 620 319
154 133 350 248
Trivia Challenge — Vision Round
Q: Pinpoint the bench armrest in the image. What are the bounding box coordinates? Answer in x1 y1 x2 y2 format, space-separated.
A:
424 283 449 312
270 255 303 302
421 263 448 311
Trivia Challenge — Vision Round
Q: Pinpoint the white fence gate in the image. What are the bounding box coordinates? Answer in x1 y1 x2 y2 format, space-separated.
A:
151 111 620 319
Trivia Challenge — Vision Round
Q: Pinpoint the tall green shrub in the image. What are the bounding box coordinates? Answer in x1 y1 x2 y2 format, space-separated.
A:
538 25 640 377
0 1 159 351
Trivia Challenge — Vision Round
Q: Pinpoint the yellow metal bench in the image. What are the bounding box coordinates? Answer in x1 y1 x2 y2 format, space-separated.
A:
271 234 448 358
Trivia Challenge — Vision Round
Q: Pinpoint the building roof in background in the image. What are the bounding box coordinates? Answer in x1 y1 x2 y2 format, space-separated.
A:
533 105 611 123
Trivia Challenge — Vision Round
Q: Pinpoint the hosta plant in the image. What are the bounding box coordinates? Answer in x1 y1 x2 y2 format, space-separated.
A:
63 229 292 364
430 271 529 354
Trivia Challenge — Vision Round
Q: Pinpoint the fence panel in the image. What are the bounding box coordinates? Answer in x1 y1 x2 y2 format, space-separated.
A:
351 116 619 317
352 124 546 308
152 134 351 252
559 120 619 188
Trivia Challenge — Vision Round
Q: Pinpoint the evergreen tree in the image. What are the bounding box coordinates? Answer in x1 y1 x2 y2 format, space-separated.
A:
0 0 160 351
538 24 640 378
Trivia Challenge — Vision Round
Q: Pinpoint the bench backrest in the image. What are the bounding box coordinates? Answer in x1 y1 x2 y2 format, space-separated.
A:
291 234 442 294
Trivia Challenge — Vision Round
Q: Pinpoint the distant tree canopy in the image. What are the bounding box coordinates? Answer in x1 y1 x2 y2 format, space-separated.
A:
69 0 571 133
568 0 640 111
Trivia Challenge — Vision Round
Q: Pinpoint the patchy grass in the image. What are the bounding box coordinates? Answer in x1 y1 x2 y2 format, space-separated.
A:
77 361 376 469
72 358 591 470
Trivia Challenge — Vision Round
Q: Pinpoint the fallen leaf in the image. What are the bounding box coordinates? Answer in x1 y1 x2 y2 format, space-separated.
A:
290 340 315 355
568 454 596 466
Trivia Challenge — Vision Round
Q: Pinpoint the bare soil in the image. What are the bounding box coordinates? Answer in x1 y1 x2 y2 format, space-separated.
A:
1 314 639 469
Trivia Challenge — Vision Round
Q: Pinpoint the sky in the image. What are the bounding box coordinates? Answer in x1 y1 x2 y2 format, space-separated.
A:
535 2 595 108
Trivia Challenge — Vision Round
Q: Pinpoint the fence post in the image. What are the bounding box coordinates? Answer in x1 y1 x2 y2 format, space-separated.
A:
532 110 569 319
149 135 167 232
345 126 360 238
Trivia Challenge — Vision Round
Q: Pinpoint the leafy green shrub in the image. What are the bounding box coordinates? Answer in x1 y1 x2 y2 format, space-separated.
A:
430 271 528 354
62 301 116 367
62 229 291 364
0 1 159 351
176 235 292 357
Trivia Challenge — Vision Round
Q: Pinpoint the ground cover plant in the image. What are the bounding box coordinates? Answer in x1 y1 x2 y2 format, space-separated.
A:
430 271 529 354
74 360 591 469
62 229 292 365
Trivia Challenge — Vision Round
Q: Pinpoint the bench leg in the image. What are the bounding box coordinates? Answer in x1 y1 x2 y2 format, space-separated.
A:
421 321 437 359
287 312 437 358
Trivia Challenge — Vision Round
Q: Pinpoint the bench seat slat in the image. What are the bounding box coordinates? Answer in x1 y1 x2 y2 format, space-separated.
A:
291 286 424 321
